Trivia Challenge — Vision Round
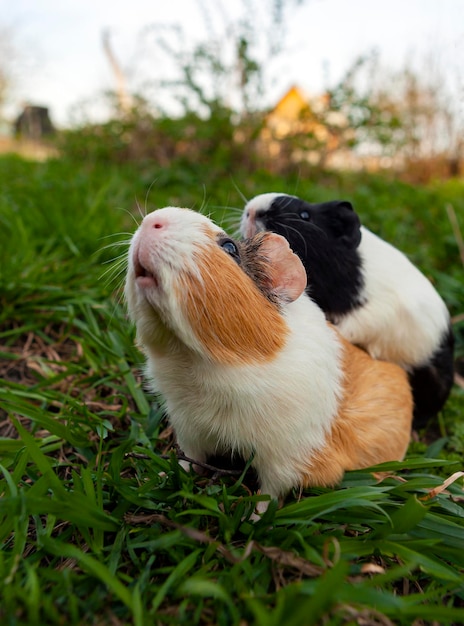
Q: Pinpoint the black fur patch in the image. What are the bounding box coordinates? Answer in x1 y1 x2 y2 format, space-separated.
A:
408 325 455 427
258 196 365 316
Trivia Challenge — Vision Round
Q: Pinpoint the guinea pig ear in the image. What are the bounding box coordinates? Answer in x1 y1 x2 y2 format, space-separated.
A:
329 201 362 249
260 233 307 303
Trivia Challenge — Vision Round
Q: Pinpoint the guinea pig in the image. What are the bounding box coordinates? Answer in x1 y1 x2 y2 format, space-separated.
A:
125 206 413 514
241 193 454 428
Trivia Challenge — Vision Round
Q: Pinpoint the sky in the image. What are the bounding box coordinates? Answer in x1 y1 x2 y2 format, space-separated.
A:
2 0 464 127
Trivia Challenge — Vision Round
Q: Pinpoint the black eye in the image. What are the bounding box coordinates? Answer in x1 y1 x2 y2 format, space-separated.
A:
300 210 310 220
222 241 237 255
219 238 240 262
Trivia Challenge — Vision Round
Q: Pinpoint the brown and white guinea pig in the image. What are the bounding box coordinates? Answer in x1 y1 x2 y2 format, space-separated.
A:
241 193 454 429
125 207 413 514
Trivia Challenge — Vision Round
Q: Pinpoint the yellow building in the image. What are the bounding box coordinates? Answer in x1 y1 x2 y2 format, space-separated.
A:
261 85 358 169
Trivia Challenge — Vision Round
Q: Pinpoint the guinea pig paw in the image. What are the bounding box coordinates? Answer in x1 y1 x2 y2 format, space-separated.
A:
247 497 272 523
249 509 264 523
179 459 193 472
178 457 208 475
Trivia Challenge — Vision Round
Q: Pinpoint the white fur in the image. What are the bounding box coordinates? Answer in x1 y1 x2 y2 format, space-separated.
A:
125 207 344 500
241 193 283 238
337 227 450 370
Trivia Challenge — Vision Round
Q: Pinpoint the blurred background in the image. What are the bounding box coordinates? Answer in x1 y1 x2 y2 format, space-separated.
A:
1 0 463 182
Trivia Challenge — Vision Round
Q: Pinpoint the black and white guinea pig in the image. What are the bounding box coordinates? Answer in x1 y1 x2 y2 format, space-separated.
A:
240 193 454 427
125 206 412 514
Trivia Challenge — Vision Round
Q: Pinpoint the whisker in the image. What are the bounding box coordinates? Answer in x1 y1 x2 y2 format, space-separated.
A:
229 177 248 204
220 214 242 226
112 290 126 312
116 206 140 227
213 205 244 215
277 196 297 212
292 169 302 196
280 214 328 239
99 231 134 240
135 199 145 221
100 254 128 274
207 205 244 233
192 185 209 216
275 221 308 258
101 272 126 291
100 261 128 287
99 241 131 253
105 303 123 332
229 225 242 239
92 240 130 263
101 251 130 265
143 178 160 217
219 218 242 237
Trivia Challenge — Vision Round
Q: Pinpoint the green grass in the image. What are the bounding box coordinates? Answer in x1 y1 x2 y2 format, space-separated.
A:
0 153 463 625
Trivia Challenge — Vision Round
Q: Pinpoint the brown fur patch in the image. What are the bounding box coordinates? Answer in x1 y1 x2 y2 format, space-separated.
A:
182 243 289 364
301 328 413 487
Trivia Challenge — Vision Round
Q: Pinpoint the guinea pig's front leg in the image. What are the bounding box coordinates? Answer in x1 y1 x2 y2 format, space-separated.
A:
251 456 294 519
175 436 209 475
158 442 207 480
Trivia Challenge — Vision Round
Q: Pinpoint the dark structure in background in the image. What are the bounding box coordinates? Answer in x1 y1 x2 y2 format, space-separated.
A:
14 105 55 140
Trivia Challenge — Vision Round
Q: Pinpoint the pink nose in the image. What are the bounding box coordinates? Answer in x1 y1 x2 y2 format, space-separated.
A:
143 212 169 231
